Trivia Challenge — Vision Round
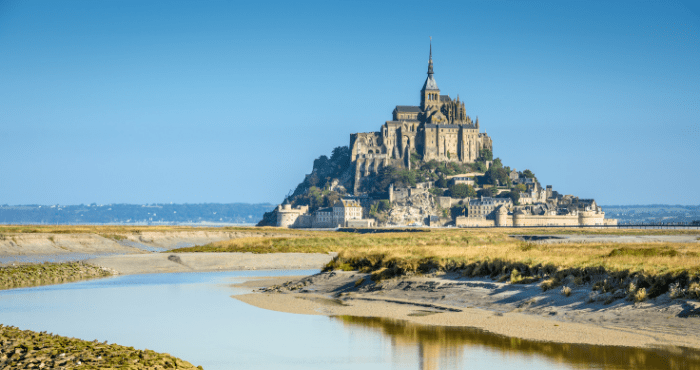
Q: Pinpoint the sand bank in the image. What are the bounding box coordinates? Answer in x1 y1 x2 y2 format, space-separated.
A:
87 252 335 275
0 230 295 258
234 271 700 350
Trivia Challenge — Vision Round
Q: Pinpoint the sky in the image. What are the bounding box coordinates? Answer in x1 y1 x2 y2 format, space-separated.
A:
0 0 698 206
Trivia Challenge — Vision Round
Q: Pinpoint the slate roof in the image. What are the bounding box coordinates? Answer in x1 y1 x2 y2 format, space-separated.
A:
422 75 439 91
394 105 422 113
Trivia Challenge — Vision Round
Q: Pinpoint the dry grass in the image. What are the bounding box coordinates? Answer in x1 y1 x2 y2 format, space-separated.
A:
5 226 699 300
0 262 113 290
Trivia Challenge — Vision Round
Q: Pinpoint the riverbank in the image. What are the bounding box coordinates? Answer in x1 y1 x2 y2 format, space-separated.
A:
87 252 335 275
0 225 300 262
0 262 115 290
0 324 203 369
235 271 700 350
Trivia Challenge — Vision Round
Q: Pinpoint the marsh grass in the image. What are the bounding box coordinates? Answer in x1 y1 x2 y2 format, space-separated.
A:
0 325 202 369
9 226 698 300
0 262 112 290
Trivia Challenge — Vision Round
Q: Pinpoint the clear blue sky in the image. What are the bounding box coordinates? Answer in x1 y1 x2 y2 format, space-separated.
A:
1 0 698 206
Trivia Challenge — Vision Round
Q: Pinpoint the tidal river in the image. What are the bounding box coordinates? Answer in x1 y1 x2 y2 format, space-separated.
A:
0 270 698 370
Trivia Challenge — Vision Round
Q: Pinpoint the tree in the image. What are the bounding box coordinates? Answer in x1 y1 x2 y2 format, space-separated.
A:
448 183 469 198
515 184 527 193
497 190 520 205
436 175 448 188
477 187 498 198
492 158 503 170
378 199 391 212
448 184 476 198
485 166 508 186
429 187 444 197
478 148 493 161
523 169 536 179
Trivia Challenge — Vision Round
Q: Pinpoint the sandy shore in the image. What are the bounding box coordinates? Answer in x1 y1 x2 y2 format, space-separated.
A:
87 252 335 275
0 230 295 258
234 271 700 350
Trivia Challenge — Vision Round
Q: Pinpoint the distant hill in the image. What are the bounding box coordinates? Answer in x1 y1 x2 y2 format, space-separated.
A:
0 203 275 225
601 205 700 224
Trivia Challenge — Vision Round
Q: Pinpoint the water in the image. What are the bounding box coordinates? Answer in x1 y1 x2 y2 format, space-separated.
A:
1 270 698 370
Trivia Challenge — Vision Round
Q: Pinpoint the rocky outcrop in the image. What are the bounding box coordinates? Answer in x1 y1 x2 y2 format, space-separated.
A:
385 192 442 226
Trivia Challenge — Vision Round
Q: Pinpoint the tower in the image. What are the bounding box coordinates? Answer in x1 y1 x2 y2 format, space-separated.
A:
420 39 440 110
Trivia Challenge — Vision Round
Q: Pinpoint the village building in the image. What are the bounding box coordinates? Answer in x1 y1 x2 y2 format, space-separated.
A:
276 198 374 228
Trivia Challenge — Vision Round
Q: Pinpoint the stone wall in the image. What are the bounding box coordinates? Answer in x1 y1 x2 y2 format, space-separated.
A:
513 214 579 227
456 217 495 227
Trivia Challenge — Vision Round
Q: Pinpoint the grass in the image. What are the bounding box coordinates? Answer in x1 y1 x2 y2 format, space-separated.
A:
0 324 203 369
3 226 700 301
0 262 113 290
169 227 700 301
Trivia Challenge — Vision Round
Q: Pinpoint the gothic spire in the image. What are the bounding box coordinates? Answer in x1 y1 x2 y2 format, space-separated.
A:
427 37 434 76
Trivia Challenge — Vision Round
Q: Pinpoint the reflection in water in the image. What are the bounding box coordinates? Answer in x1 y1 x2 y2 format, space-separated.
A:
335 316 700 370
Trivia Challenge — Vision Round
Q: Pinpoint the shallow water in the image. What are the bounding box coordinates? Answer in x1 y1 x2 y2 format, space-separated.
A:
0 270 698 370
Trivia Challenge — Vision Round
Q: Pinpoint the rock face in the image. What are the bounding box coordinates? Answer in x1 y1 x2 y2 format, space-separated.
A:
385 192 441 226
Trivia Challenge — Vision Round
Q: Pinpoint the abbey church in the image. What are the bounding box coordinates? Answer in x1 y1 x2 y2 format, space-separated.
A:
350 44 493 193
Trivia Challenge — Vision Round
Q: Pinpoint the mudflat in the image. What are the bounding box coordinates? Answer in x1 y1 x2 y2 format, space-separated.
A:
235 271 700 350
87 252 335 275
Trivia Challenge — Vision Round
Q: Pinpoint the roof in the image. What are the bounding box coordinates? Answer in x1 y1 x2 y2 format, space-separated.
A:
424 123 477 129
422 74 439 91
394 106 422 113
315 207 333 213
334 199 361 208
440 95 450 102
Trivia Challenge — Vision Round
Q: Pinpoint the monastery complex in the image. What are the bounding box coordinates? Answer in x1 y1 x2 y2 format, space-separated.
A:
275 43 616 228
351 43 491 193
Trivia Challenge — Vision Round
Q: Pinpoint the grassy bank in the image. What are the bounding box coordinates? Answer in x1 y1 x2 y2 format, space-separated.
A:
172 228 700 302
0 325 202 369
0 262 113 290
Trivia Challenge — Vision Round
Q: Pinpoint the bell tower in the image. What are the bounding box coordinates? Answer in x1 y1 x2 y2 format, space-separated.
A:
420 38 440 110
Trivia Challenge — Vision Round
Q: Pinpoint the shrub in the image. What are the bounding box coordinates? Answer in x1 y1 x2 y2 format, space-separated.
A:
635 288 647 302
561 286 572 297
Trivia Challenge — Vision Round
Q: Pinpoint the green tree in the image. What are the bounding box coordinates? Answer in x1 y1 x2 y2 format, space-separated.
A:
429 188 444 197
515 184 527 193
497 189 520 205
378 199 391 211
436 175 448 188
478 148 493 161
523 169 536 179
448 183 476 198
448 183 468 198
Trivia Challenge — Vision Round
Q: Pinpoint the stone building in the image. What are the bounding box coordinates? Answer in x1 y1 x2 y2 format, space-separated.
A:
333 199 363 226
312 207 334 228
456 197 618 227
351 43 493 193
276 203 310 228
276 198 374 228
467 197 513 219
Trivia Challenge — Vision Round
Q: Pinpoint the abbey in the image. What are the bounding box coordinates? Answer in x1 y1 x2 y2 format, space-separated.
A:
350 44 493 193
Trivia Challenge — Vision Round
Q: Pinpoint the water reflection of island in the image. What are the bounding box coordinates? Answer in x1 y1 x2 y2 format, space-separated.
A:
335 316 700 370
